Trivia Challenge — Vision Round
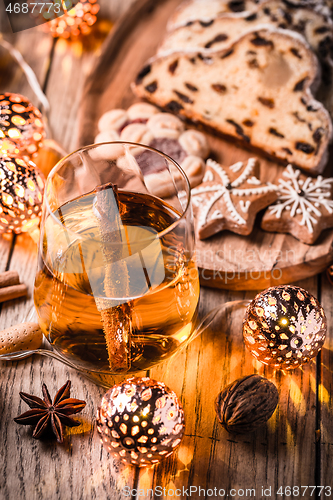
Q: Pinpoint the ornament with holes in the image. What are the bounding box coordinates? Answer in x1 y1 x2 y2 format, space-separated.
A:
96 377 185 467
0 155 45 235
243 285 326 370
0 93 45 158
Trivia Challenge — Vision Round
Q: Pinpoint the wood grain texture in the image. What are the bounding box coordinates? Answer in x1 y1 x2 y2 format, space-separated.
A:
0 25 53 280
0 235 12 274
77 0 182 148
145 278 320 495
0 30 53 104
0 0 332 498
0 5 136 500
76 0 333 291
317 275 333 490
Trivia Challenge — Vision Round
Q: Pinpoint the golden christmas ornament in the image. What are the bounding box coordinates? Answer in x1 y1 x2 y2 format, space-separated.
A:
96 377 185 467
42 0 100 38
0 155 45 235
243 285 326 370
0 93 45 158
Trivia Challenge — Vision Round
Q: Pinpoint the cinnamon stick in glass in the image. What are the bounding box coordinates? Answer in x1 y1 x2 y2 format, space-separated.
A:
93 183 132 372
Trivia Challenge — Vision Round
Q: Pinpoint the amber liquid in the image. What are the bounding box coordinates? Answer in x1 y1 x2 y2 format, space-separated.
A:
34 189 199 374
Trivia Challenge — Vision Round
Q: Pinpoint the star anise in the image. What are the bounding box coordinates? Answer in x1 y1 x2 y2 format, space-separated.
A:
14 380 86 443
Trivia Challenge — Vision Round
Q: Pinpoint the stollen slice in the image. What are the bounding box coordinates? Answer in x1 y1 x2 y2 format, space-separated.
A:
167 0 261 31
167 0 331 31
132 27 333 174
280 0 330 14
159 0 333 74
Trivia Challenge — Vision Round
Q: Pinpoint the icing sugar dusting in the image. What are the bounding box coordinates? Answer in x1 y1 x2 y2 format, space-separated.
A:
191 158 277 230
268 164 333 233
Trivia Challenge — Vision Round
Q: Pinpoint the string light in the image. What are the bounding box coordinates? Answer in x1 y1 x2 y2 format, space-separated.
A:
41 0 100 39
97 377 185 467
0 93 45 158
0 154 45 235
243 285 326 370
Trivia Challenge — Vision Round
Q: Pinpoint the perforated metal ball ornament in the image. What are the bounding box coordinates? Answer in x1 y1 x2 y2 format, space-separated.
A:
41 0 100 38
96 377 185 467
0 155 45 234
0 93 45 158
243 285 326 370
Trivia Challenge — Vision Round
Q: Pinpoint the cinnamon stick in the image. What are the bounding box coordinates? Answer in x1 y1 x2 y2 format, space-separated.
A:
93 183 132 372
0 271 20 289
0 283 27 303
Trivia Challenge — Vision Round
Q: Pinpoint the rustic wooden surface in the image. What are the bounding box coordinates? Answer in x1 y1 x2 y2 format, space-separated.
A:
0 1 332 499
77 0 333 291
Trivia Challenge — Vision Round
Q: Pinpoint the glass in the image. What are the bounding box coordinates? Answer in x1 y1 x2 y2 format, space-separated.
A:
33 142 200 385
0 300 249 388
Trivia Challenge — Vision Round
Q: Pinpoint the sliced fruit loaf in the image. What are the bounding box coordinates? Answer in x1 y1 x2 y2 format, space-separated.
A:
167 0 261 31
281 0 330 13
132 28 332 174
160 0 333 72
167 0 331 31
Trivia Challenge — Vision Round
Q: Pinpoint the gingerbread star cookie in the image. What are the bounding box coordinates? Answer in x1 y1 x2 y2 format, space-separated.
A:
261 164 333 245
191 158 278 240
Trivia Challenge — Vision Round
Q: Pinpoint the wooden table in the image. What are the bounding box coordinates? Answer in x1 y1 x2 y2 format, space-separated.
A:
0 2 332 499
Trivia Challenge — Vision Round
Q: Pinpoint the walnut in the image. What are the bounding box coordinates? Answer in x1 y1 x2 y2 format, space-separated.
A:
215 375 279 434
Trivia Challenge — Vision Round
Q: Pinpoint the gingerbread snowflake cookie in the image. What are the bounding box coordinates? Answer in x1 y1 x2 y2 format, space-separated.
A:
95 103 209 197
191 158 278 239
261 164 333 244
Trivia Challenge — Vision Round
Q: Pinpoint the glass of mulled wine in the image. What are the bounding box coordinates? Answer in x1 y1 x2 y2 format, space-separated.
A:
33 142 200 386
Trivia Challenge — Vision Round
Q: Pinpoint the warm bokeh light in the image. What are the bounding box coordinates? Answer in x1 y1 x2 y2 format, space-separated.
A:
0 154 45 235
0 93 45 158
97 377 185 467
243 285 327 370
42 0 100 39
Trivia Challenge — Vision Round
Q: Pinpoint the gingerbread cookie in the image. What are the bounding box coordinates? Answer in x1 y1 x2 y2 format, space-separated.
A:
96 103 209 196
261 164 333 244
191 158 278 239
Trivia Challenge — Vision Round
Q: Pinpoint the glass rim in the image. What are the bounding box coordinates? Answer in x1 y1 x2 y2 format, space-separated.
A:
44 141 192 242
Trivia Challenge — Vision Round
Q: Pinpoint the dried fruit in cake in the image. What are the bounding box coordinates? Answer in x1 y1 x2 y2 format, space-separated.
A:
167 0 261 31
132 27 333 174
159 0 333 74
281 0 330 13
261 164 333 244
95 102 209 196
167 0 331 32
191 158 278 239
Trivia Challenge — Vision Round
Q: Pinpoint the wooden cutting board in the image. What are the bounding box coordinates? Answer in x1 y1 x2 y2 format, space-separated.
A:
76 0 333 290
